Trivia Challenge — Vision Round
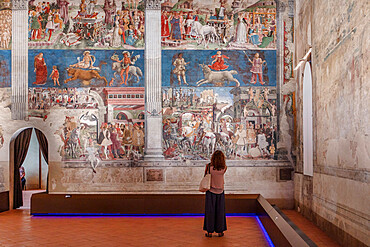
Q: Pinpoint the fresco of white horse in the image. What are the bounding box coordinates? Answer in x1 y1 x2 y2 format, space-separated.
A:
188 20 220 48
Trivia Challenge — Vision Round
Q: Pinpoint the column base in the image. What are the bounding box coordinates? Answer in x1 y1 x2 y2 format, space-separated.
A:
144 154 165 161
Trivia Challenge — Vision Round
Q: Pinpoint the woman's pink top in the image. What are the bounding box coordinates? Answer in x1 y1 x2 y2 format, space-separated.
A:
209 165 226 194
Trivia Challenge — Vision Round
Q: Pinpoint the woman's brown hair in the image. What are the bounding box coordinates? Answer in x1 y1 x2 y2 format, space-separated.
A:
210 150 226 171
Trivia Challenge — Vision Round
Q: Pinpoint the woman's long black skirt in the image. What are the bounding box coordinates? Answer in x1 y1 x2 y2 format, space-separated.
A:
203 190 227 233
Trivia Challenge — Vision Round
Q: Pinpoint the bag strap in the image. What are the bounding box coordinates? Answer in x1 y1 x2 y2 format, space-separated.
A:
207 163 211 174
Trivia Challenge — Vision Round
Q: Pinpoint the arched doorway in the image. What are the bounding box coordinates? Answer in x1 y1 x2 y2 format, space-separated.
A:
9 128 48 209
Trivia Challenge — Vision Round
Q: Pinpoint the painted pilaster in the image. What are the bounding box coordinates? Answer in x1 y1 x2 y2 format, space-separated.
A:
144 0 164 160
11 0 28 120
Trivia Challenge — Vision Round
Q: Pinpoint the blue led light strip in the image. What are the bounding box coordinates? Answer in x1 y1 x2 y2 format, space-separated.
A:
32 213 257 217
256 216 275 247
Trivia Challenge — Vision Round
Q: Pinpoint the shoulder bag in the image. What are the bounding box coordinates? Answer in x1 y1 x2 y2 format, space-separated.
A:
199 164 211 192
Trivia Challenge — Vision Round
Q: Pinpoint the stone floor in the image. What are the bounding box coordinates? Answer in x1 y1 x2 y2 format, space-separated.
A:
0 210 271 247
282 210 340 247
0 191 340 247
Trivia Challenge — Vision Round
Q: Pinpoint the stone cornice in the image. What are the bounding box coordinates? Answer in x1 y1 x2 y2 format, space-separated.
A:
145 0 161 10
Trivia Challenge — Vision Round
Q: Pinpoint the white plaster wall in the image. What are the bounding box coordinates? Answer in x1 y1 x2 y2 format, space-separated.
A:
48 160 294 208
294 0 370 245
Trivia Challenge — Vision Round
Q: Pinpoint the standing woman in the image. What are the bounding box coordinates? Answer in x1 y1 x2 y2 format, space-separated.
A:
204 150 227 237
33 53 48 85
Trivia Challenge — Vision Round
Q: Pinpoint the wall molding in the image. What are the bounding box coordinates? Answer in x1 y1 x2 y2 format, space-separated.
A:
313 194 370 229
60 160 292 168
314 165 369 183
297 199 368 247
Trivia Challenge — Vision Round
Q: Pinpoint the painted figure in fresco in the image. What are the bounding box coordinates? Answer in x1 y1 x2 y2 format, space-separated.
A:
246 122 256 152
56 116 81 159
112 51 130 85
50 66 60 86
248 87 254 102
110 127 122 158
235 12 247 44
161 11 170 41
184 12 193 36
263 87 270 101
53 12 64 30
0 28 10 49
86 146 100 173
111 52 142 85
249 25 261 46
45 13 55 41
78 0 88 18
111 16 122 47
170 11 181 42
98 123 112 160
208 51 229 71
257 129 269 156
58 0 69 24
33 53 48 85
218 1 225 20
132 123 144 155
30 11 42 40
121 123 133 156
0 10 11 49
86 0 97 16
173 53 190 86
248 53 266 85
269 143 275 159
120 51 132 85
125 24 138 46
234 124 246 158
103 0 116 26
71 51 98 70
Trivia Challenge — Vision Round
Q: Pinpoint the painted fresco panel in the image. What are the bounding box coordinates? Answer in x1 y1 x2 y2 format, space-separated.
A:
28 49 144 87
162 86 277 160
28 0 144 49
161 0 276 50
162 49 276 87
28 86 145 164
0 50 10 87
55 112 145 163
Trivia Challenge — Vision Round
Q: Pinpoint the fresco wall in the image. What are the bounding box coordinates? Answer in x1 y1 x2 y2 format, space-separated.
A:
161 0 278 161
28 0 146 166
0 2 11 87
161 0 276 50
28 0 144 49
0 2 11 172
0 0 297 206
